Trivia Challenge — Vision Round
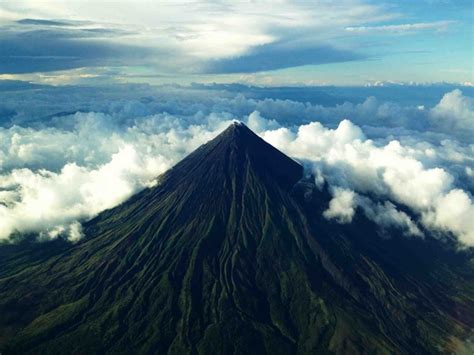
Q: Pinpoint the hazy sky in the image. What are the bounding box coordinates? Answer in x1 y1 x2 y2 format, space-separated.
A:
0 0 472 85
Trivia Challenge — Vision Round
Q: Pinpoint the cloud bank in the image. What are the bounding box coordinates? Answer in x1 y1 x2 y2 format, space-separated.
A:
0 111 231 240
261 119 473 245
0 84 472 246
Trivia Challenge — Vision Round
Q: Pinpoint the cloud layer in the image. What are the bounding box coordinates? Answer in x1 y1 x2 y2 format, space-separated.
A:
0 84 472 246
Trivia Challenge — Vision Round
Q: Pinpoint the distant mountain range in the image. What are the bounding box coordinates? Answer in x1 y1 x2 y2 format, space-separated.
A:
0 123 472 354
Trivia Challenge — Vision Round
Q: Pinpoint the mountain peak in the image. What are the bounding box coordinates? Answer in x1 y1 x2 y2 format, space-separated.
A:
217 121 259 142
176 122 303 190
230 120 246 127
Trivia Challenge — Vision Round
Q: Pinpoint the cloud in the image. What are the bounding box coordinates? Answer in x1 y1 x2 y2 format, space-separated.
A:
323 187 357 223
0 0 469 86
0 113 233 241
261 119 474 246
246 111 279 132
0 145 165 241
0 25 156 74
0 1 394 75
422 189 474 246
358 199 423 237
345 21 454 34
0 83 472 246
201 41 364 74
17 18 72 26
243 89 474 143
430 89 474 140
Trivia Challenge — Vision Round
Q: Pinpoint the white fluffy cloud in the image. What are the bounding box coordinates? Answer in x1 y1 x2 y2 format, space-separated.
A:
260 118 474 246
0 86 472 246
0 112 232 241
0 146 167 240
422 189 474 246
323 187 357 223
430 89 474 139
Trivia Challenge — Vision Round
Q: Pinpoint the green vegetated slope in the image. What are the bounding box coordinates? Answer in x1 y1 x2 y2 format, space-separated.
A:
0 123 472 354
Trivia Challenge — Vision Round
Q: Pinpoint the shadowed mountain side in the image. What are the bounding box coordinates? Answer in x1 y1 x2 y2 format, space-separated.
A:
0 123 472 354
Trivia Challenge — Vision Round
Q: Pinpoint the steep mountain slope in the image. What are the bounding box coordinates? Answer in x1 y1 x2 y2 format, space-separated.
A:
0 123 472 354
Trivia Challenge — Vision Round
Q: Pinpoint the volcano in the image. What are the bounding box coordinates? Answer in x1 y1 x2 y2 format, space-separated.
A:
0 123 472 354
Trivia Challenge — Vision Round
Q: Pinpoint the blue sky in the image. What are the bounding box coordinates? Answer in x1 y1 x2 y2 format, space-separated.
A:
0 0 472 86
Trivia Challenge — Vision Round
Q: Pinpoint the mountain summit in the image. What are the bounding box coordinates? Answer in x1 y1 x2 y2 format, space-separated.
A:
156 121 303 199
0 123 472 354
183 121 303 189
